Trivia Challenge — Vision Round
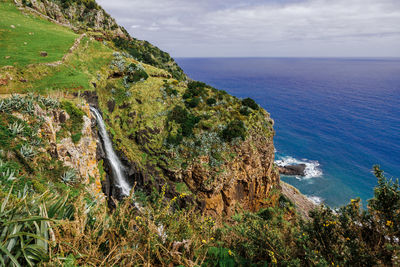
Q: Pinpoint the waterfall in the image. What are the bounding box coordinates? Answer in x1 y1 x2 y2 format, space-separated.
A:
90 107 131 196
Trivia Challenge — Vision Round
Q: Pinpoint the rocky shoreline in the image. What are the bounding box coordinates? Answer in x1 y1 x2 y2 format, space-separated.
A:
277 163 306 176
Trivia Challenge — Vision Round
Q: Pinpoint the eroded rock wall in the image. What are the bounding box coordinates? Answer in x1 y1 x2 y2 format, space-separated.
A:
38 102 103 198
184 129 279 216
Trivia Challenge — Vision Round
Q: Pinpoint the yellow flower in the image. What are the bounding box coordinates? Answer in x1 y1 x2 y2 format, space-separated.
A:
210 237 214 241
202 240 207 244
135 216 141 220
228 250 232 256
386 220 393 227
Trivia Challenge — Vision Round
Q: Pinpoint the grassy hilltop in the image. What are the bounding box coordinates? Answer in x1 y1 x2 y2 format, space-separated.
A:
0 0 399 266
0 2 77 67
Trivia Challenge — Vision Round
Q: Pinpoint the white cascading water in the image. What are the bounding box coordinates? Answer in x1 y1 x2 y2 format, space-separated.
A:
90 107 131 196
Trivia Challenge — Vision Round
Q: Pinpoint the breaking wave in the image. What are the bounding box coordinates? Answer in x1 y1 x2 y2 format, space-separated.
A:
307 195 324 205
275 156 323 179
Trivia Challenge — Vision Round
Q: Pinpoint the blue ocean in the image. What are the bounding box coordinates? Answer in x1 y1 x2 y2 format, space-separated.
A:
175 58 400 207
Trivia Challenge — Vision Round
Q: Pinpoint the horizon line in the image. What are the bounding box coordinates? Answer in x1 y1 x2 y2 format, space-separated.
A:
174 56 400 60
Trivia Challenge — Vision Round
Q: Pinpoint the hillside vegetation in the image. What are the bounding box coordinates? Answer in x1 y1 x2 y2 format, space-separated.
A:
0 0 399 266
0 1 77 67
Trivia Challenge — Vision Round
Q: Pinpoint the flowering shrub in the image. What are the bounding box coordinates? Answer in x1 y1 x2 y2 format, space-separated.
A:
297 166 400 266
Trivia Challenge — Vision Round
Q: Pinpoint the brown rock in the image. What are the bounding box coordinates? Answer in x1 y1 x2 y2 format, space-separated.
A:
280 182 316 219
107 100 115 113
278 164 306 176
0 79 8 86
182 128 280 216
40 51 48 57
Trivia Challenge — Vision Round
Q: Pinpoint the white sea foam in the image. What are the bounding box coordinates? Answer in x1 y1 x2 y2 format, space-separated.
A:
275 156 323 179
307 195 324 205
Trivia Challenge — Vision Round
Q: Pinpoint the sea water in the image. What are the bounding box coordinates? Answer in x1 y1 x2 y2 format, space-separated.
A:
176 57 400 207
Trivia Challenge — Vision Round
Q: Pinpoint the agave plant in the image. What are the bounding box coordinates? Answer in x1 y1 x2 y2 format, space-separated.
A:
61 169 77 184
20 144 36 159
1 168 17 181
22 100 35 115
30 137 42 147
39 96 59 109
8 122 25 135
0 100 9 113
0 186 74 266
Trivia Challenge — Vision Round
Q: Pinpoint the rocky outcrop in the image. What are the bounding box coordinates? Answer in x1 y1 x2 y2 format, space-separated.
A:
278 164 306 176
182 129 280 216
38 103 103 198
280 182 316 219
16 0 127 38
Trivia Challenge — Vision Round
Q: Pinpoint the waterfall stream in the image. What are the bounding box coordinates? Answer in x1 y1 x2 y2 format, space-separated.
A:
90 107 132 196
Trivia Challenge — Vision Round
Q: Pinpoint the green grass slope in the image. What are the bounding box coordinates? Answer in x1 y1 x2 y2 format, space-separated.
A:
0 1 77 67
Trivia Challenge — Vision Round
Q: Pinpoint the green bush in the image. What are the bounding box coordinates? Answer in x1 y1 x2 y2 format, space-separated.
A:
221 120 246 142
239 107 251 116
125 63 149 83
297 166 400 266
185 97 200 108
206 98 217 106
167 106 201 145
162 80 178 96
242 97 259 110
184 81 208 98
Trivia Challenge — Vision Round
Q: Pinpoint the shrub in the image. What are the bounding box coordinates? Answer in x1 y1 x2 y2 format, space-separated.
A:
162 80 178 97
221 120 246 142
185 97 200 108
239 107 251 116
242 97 259 110
298 166 400 266
167 106 201 145
184 81 208 98
125 63 149 83
206 98 217 106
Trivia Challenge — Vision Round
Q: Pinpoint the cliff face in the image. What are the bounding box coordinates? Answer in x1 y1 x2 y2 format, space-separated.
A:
35 100 103 198
43 103 103 197
14 0 126 37
187 128 280 216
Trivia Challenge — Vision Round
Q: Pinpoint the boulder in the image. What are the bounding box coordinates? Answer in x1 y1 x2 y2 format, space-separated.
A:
278 164 306 176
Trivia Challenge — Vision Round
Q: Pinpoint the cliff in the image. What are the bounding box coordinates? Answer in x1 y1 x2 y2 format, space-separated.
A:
0 0 280 216
0 94 102 200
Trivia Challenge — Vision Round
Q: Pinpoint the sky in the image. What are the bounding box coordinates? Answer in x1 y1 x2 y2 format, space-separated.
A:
97 0 400 58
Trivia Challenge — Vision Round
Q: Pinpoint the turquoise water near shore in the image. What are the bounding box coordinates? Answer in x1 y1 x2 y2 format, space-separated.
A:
176 58 400 207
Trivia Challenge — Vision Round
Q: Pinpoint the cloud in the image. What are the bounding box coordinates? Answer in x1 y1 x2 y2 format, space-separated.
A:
97 0 400 57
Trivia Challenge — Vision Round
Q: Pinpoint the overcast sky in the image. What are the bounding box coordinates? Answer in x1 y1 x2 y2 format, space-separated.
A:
97 0 400 57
